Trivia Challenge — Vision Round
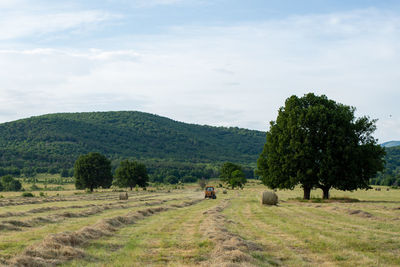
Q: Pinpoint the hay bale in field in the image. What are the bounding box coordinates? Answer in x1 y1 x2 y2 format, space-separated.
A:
261 191 278 205
223 190 227 194
119 192 128 200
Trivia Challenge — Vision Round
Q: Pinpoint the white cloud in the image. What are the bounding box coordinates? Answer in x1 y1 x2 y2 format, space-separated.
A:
108 0 205 8
0 8 399 141
0 9 120 40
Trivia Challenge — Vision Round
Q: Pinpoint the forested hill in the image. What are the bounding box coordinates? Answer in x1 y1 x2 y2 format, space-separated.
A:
382 141 400 148
372 145 400 186
0 111 265 171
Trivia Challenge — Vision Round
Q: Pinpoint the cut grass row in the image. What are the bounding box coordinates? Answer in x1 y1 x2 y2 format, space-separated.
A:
224 189 400 266
65 197 225 266
0 192 199 262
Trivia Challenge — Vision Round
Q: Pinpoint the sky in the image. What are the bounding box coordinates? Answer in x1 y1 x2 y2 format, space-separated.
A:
1 0 400 142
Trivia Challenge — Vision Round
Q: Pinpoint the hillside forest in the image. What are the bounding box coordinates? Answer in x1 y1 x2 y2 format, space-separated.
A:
0 111 398 186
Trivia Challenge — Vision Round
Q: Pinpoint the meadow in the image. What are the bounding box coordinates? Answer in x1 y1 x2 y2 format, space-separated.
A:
0 180 399 266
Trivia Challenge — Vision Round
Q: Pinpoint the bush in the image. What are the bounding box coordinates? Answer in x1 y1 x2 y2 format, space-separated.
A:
22 192 35 197
164 175 179 184
198 178 207 189
1 175 22 191
261 191 278 205
30 184 41 191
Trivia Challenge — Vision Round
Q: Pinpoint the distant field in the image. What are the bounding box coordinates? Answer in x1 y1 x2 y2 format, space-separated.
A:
0 181 399 266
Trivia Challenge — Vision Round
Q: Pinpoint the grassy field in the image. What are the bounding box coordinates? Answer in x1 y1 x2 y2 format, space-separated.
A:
0 181 400 266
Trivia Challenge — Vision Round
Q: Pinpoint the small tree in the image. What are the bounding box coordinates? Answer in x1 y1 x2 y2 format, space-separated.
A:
165 175 179 185
1 175 22 191
198 178 207 189
74 152 112 192
219 162 247 188
229 170 247 189
60 169 69 178
114 160 149 190
220 162 242 183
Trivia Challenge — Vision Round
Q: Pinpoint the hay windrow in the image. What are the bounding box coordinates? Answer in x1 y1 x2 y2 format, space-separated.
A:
9 198 202 266
0 198 189 232
200 201 262 267
347 209 374 218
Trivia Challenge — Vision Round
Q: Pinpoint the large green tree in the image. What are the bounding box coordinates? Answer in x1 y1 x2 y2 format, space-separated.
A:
74 152 112 192
114 160 149 190
257 93 385 199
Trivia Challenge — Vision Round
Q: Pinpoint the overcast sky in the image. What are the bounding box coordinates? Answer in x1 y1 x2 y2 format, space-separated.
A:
1 0 399 142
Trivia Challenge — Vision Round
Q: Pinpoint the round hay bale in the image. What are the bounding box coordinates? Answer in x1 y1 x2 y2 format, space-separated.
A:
119 192 128 200
261 191 278 205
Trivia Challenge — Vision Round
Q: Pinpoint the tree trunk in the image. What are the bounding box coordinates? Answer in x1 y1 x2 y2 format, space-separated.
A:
90 185 93 192
322 186 330 199
303 186 311 200
130 186 133 191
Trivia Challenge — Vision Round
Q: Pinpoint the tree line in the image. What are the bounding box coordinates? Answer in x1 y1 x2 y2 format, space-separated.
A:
74 152 150 192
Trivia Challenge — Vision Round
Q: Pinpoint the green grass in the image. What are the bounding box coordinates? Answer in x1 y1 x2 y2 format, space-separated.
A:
1 182 400 266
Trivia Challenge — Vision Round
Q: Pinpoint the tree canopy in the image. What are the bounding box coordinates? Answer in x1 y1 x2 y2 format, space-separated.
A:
74 152 113 191
219 162 247 189
257 93 385 199
229 169 247 189
0 175 22 191
114 160 149 190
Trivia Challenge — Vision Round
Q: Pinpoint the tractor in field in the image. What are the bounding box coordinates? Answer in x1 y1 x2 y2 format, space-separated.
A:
204 186 216 199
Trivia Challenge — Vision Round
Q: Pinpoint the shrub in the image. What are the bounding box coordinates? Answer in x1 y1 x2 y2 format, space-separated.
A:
1 175 22 191
223 190 227 194
198 178 207 189
165 175 179 184
30 184 41 191
22 192 35 197
261 191 278 205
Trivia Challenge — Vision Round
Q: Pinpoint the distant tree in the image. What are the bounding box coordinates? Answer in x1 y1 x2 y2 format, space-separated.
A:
198 178 207 189
0 180 3 191
60 169 69 178
22 167 36 178
219 162 247 188
219 162 242 183
114 160 149 190
165 175 179 184
49 168 59 175
257 93 385 199
182 175 197 183
1 175 22 191
74 152 112 192
229 170 247 189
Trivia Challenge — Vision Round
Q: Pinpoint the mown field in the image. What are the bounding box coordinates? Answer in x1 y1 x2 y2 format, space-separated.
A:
1 181 400 266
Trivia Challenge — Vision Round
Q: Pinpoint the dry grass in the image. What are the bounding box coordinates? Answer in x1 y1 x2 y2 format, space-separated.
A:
8 199 202 266
1 183 400 266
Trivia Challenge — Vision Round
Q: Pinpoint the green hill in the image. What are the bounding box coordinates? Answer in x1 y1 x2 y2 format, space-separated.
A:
382 141 400 147
372 146 400 186
0 111 265 181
